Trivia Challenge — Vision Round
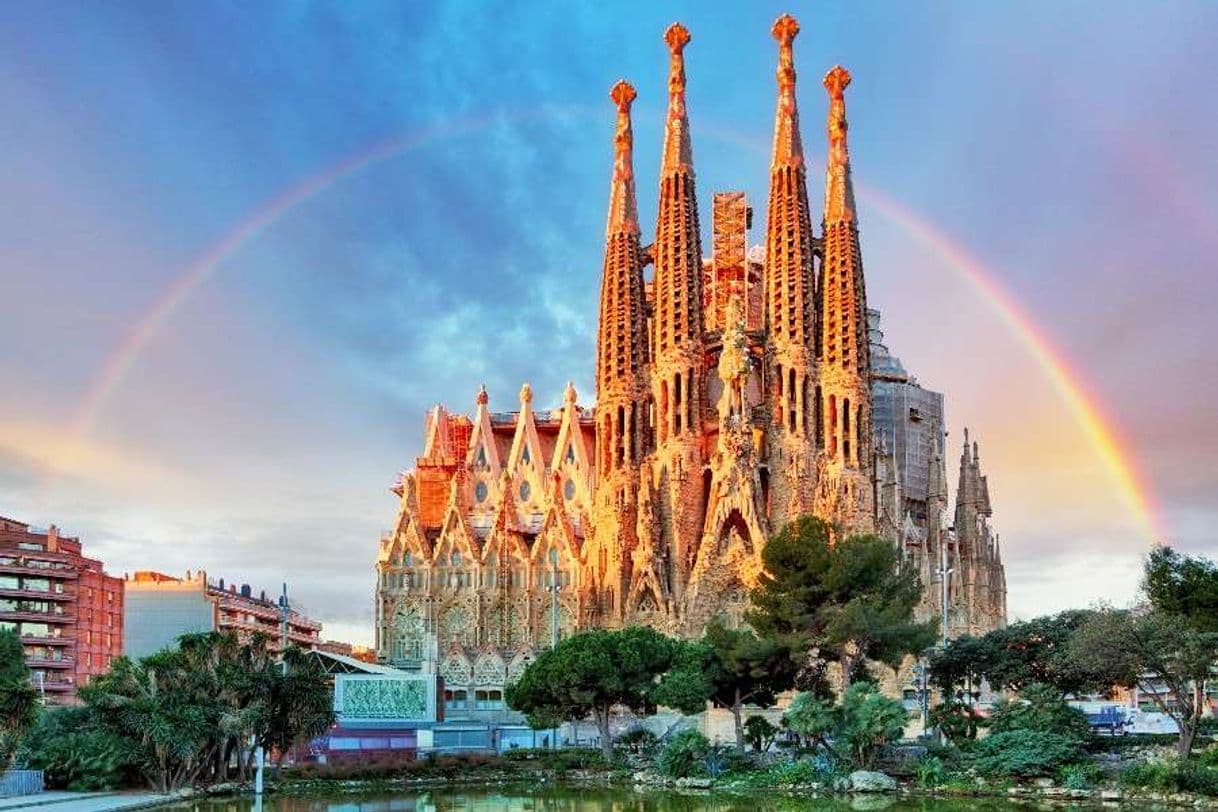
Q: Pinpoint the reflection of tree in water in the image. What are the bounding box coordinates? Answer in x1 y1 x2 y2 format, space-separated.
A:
168 789 1033 812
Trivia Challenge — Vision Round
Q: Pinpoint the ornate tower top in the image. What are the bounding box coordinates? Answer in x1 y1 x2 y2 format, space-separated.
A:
519 382 533 405
770 13 804 169
476 384 489 406
564 380 578 404
661 23 693 174
823 64 857 222
606 80 640 237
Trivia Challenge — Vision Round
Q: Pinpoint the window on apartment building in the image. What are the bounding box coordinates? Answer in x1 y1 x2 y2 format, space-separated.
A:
22 578 50 592
443 690 468 710
0 575 16 589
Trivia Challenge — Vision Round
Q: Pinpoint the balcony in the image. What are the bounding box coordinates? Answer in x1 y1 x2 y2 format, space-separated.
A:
0 586 75 602
0 610 74 624
0 562 79 579
26 656 73 669
20 634 72 646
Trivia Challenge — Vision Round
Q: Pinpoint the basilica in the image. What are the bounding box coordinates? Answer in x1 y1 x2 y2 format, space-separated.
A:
374 16 1007 694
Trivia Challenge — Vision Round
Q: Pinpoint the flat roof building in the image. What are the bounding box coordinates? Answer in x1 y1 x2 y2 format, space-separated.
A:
123 570 322 658
0 516 123 705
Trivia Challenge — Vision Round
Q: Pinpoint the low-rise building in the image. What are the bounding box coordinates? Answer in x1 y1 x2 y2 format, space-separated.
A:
123 570 322 658
0 516 123 704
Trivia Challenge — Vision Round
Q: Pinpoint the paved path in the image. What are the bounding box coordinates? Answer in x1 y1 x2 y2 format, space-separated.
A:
0 792 172 811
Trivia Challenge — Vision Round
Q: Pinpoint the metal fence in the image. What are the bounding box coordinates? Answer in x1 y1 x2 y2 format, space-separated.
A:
0 770 45 798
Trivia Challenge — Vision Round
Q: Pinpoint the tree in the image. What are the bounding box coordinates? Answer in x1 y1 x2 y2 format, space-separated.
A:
749 515 935 690
0 628 38 767
782 691 838 753
1144 546 1218 632
1072 607 1217 757
505 627 689 760
781 683 908 769
80 631 334 790
836 682 908 770
743 715 778 753
1071 546 1218 758
929 610 1106 697
262 647 336 771
656 620 796 751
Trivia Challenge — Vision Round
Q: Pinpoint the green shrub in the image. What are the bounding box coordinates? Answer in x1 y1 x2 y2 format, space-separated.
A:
929 701 981 743
837 682 909 770
658 729 710 778
1060 761 1106 790
18 707 139 791
617 727 658 755
986 683 1090 739
1120 759 1218 796
914 755 948 788
968 730 1085 778
1198 746 1218 769
743 715 779 753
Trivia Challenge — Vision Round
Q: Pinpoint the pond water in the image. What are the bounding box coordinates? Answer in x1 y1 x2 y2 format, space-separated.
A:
154 786 1090 811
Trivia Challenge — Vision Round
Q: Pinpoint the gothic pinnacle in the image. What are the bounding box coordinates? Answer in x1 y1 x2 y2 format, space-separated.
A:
770 13 804 169
606 80 640 237
661 22 693 175
823 64 857 222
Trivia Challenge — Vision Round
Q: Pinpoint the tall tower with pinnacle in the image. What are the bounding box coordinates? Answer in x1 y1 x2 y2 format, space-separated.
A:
593 80 648 621
764 14 819 532
815 64 876 534
650 22 707 611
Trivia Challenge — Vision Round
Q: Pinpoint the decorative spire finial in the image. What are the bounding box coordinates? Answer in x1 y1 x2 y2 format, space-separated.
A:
661 22 693 174
605 80 640 237
824 64 851 100
564 381 577 404
770 13 804 169
520 382 533 405
476 384 489 406
823 64 856 221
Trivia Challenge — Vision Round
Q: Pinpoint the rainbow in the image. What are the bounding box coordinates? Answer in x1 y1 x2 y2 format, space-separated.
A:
859 188 1166 543
65 112 1166 543
68 105 591 440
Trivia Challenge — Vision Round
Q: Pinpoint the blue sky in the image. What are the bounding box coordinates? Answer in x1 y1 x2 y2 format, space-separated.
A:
2 2 1216 644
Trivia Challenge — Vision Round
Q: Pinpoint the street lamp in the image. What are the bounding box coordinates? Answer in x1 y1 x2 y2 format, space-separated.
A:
546 548 561 649
936 541 954 648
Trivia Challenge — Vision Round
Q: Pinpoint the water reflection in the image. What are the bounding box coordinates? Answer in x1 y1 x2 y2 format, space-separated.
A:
158 788 1062 812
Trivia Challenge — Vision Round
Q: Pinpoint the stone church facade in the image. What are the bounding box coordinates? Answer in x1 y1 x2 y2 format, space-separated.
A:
373 16 1007 696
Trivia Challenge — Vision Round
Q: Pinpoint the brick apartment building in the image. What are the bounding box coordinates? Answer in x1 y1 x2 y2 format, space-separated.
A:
0 516 123 704
123 570 322 658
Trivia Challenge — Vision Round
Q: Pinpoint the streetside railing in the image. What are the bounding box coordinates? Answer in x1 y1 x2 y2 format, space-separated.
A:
0 770 45 798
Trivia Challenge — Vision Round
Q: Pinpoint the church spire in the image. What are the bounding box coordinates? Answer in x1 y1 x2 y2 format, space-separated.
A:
652 21 705 439
823 65 858 223
770 13 804 169
596 80 647 479
763 13 818 528
605 80 639 237
660 22 693 174
814 63 874 533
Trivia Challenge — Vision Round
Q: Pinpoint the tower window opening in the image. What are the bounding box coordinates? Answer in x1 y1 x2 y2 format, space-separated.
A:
674 373 683 435
828 394 838 458
843 398 852 462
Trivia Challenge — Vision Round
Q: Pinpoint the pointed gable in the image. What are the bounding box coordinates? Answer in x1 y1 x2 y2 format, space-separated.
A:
433 480 478 564
549 382 593 515
506 382 546 530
